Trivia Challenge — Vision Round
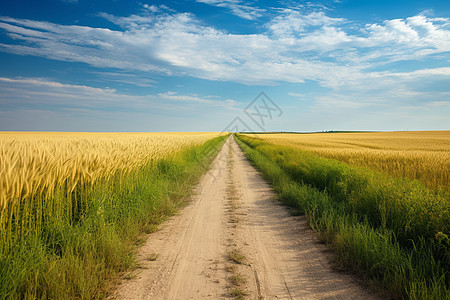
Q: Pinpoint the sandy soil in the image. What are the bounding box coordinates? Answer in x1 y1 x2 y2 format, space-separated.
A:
112 136 381 299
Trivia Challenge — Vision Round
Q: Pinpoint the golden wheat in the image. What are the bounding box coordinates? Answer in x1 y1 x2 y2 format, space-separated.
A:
0 132 222 210
251 131 450 190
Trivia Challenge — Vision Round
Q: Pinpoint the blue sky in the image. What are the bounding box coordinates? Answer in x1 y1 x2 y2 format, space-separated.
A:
0 0 449 132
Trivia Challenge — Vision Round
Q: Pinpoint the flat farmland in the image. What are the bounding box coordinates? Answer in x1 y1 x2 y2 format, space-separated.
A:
237 132 450 299
251 131 450 190
1 131 448 299
0 132 227 299
0 132 221 209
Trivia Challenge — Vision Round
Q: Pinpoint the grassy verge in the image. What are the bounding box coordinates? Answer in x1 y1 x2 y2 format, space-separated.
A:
0 135 228 299
235 134 449 299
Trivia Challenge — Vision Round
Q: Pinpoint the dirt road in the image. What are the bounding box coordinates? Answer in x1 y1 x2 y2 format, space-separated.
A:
113 136 380 299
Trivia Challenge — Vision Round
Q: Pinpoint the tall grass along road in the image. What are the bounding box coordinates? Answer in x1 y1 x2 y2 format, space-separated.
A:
0 132 227 299
113 136 379 299
236 133 449 300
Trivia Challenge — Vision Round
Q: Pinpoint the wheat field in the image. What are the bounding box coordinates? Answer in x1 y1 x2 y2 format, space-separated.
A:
0 132 220 211
0 132 228 299
237 133 450 299
252 131 450 190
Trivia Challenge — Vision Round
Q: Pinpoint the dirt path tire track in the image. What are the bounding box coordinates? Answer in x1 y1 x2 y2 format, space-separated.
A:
112 136 381 299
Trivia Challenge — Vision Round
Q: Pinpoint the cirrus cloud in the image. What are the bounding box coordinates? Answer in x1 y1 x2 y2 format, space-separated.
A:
0 8 449 88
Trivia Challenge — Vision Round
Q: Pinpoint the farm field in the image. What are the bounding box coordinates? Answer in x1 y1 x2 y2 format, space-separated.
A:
0 132 222 210
0 132 227 299
1 131 448 300
250 131 450 191
236 132 450 299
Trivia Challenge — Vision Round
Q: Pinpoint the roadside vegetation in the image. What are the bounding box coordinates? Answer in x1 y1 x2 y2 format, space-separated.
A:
236 133 449 299
0 132 228 299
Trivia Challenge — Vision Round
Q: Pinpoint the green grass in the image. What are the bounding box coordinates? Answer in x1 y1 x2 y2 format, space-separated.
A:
0 135 228 299
235 134 449 300
227 248 246 265
230 287 248 299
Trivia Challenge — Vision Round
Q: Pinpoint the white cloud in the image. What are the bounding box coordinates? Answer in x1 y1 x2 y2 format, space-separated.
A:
0 77 237 111
157 91 239 111
268 9 345 36
307 66 450 114
428 101 450 107
196 0 264 20
0 9 449 93
360 14 450 63
89 71 156 88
